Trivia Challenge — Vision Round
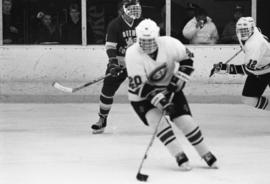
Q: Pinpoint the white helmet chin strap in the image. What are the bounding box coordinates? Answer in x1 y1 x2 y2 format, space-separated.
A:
236 32 244 50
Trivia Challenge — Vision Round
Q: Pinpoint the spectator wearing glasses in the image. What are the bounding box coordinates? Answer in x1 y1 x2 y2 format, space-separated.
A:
182 8 219 44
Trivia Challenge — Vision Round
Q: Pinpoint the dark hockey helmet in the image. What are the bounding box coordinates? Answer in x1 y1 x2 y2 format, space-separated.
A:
121 0 141 19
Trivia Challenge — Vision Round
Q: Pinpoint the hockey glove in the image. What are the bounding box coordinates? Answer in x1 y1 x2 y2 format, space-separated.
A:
149 91 175 115
212 62 228 73
108 58 123 77
210 62 228 76
212 62 247 75
167 61 194 93
167 74 185 93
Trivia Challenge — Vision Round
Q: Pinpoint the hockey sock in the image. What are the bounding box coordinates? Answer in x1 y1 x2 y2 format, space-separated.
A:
99 93 114 117
146 109 185 157
174 115 209 157
185 126 209 157
255 96 269 111
156 123 184 157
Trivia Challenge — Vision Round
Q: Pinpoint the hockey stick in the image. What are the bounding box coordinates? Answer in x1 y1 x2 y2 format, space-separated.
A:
52 73 111 93
136 92 175 182
209 49 242 77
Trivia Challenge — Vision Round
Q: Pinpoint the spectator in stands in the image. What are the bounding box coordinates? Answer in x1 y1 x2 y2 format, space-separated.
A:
61 3 82 44
2 0 22 44
61 3 95 44
35 11 61 44
220 5 244 44
180 2 200 44
182 8 219 44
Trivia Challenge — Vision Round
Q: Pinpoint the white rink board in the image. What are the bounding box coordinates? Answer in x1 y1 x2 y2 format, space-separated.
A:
0 45 249 102
0 45 244 82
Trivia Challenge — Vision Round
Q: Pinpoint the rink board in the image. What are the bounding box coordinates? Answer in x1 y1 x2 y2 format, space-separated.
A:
0 45 255 103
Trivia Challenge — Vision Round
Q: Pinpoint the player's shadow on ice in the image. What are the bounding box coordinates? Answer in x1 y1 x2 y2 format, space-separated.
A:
167 164 219 172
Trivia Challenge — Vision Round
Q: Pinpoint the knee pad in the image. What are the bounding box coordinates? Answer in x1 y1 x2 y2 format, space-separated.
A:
173 115 195 133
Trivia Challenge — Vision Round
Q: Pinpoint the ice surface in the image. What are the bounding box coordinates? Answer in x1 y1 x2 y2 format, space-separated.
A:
1 103 270 184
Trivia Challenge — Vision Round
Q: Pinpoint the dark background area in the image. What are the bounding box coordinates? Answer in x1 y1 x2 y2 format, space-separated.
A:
3 0 269 44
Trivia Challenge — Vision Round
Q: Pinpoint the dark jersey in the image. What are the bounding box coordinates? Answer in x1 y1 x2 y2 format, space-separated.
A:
106 16 142 57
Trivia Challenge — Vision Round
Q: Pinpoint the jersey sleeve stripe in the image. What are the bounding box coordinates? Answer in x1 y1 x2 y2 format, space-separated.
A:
105 42 117 50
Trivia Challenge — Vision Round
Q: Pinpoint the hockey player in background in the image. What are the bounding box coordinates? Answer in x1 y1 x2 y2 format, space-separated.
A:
91 0 142 134
213 17 270 111
125 19 218 169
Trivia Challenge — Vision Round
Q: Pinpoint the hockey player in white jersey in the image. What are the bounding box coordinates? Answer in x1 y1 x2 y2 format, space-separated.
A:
213 17 270 110
125 19 218 169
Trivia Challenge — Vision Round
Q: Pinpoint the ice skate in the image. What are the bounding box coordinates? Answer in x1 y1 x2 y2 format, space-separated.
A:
176 152 192 171
91 116 107 134
202 152 218 169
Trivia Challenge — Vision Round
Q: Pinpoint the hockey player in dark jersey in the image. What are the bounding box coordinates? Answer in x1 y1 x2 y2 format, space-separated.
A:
91 0 142 134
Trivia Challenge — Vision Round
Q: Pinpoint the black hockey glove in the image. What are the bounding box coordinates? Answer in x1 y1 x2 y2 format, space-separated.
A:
167 75 186 93
148 90 175 115
212 62 247 75
212 62 229 75
108 58 123 77
167 60 194 93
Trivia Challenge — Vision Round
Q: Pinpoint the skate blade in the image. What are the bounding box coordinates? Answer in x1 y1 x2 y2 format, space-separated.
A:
92 128 105 134
209 162 219 169
179 162 192 171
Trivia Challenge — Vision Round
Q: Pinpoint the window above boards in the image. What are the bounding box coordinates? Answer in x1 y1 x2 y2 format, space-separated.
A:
1 0 265 46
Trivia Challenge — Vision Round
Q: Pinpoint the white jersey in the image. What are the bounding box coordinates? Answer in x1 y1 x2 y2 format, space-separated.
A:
243 27 270 75
126 36 190 102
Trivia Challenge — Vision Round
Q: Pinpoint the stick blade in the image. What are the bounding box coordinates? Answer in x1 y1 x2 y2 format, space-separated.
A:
136 172 148 182
209 67 216 77
52 82 73 93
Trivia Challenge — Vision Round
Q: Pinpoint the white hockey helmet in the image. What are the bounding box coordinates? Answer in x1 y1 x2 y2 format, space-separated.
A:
122 0 142 19
236 17 255 41
136 19 160 54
